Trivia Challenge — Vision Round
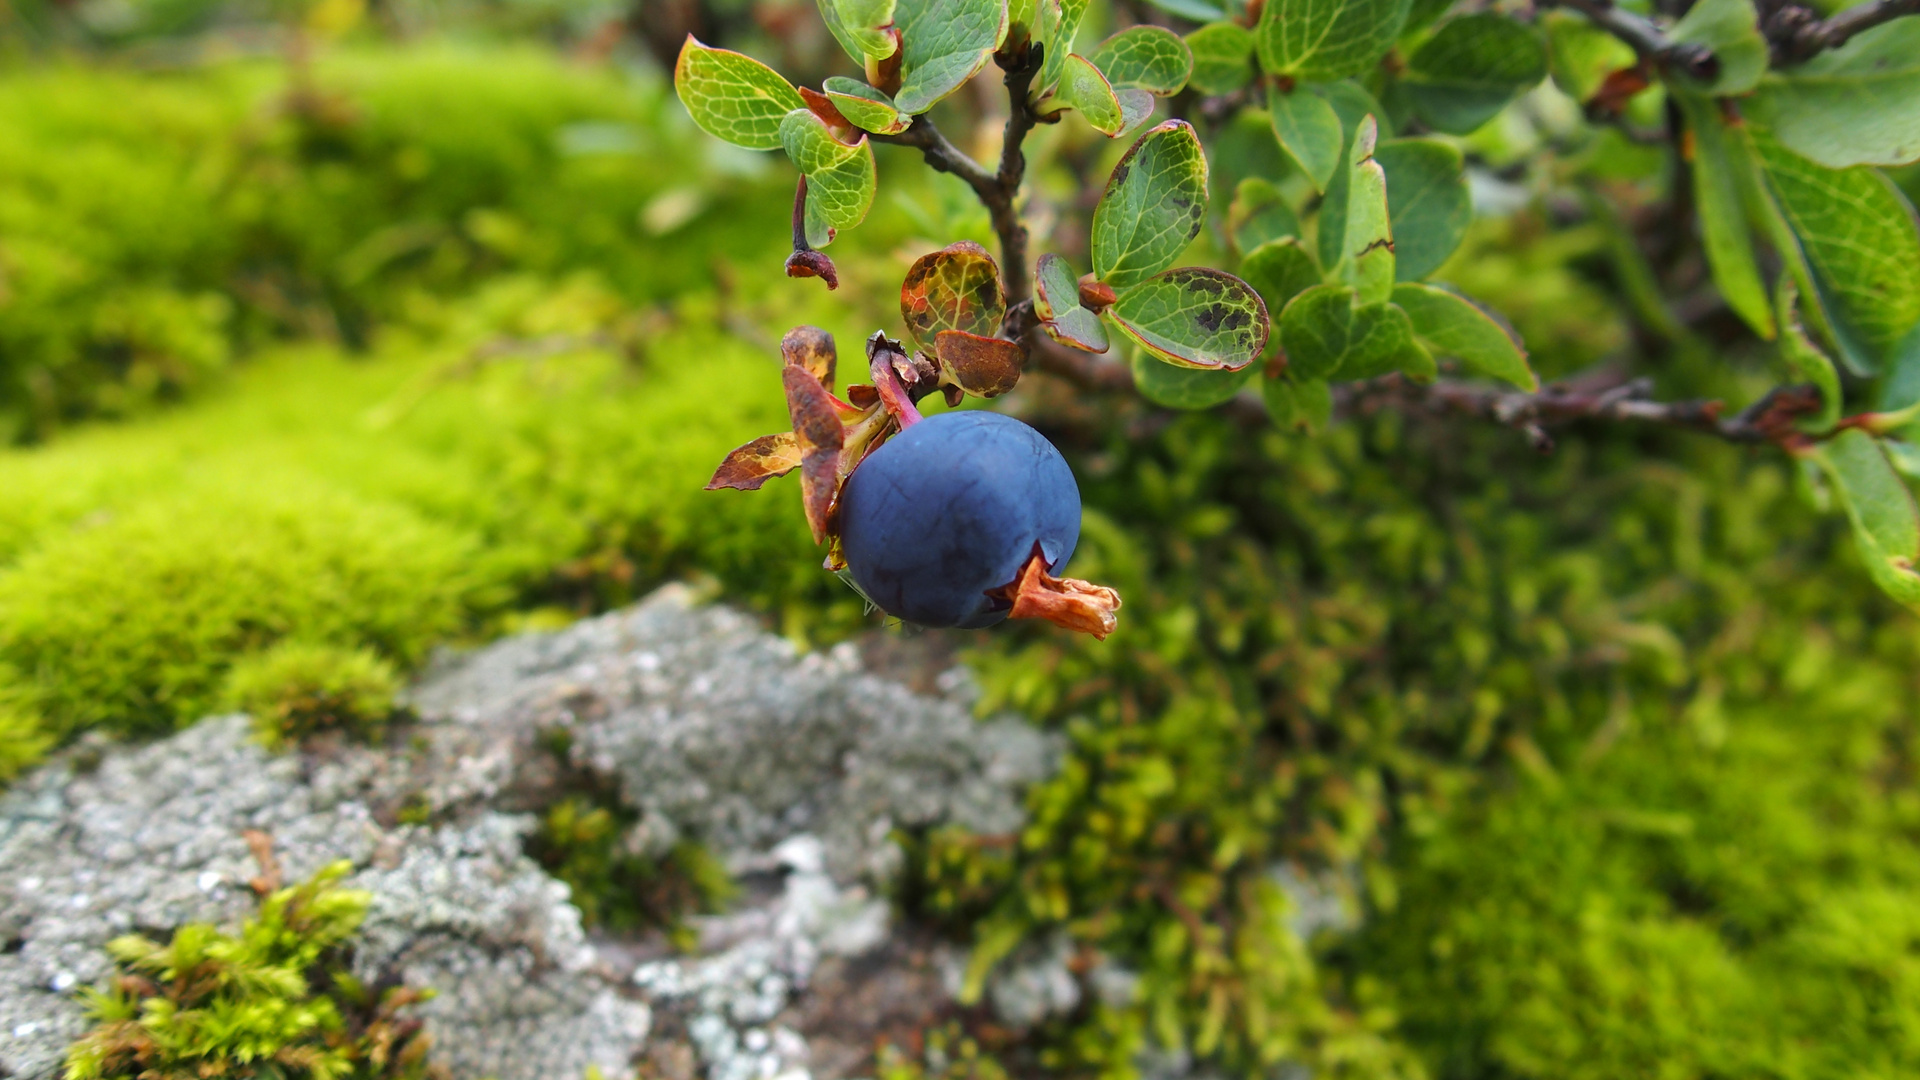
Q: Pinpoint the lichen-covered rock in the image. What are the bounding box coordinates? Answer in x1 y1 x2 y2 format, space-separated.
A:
407 584 1058 881
0 718 646 1080
0 586 1058 1080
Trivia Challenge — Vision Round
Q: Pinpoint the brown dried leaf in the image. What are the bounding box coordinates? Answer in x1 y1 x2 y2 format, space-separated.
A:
707 431 803 490
781 325 837 387
933 330 1025 398
900 242 1006 352
785 365 846 544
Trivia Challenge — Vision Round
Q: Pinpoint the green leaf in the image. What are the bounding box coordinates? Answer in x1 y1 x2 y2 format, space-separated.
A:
1312 82 1393 271
1038 0 1092 95
1185 22 1256 96
1376 138 1470 282
1279 283 1432 381
1543 9 1637 104
819 0 900 61
1093 120 1210 289
1105 267 1270 371
1264 373 1334 432
1676 92 1776 339
894 0 1007 115
674 38 806 151
1130 347 1260 408
1034 252 1111 352
1267 83 1345 194
900 241 1006 351
1747 21 1920 169
1255 0 1411 82
1090 25 1193 94
1336 116 1394 305
1669 0 1767 95
1141 0 1227 18
1816 428 1920 612
822 78 911 134
1046 53 1127 134
1756 132 1920 372
781 110 878 243
1392 282 1535 389
1401 0 1454 37
1403 13 1548 135
1239 238 1323 330
1228 178 1302 254
1777 278 1842 430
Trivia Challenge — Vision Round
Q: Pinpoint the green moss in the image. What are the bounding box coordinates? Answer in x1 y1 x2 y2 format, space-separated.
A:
224 640 404 747
526 796 734 949
0 45 789 440
65 862 439 1080
0 484 474 739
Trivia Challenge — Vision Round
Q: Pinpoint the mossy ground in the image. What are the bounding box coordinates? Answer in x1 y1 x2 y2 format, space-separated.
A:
4 42 1919 1080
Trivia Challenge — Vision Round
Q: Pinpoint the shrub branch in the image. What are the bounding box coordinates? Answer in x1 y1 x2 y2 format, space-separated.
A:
1541 0 1720 79
1761 0 1920 63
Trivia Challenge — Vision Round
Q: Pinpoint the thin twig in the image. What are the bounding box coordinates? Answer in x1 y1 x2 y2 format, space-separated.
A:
875 45 1046 304
1763 0 1920 63
1540 0 1720 79
1021 334 1825 449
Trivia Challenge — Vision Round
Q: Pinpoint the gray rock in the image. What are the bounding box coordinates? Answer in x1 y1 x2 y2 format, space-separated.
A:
0 586 1058 1080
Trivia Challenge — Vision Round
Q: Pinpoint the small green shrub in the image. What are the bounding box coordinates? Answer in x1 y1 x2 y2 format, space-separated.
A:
526 792 734 949
875 1022 1011 1080
65 861 440 1080
224 640 403 747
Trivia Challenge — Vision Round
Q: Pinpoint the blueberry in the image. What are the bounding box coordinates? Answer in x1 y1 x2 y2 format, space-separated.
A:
837 410 1081 629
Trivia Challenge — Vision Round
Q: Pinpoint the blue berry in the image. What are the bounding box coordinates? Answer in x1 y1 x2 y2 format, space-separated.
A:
837 411 1081 629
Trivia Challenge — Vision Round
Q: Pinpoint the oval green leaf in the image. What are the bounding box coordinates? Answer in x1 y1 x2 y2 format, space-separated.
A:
1757 132 1920 372
1392 283 1535 390
1038 0 1093 96
675 37 806 151
1376 138 1470 282
1185 22 1255 96
823 78 912 135
1104 267 1270 371
1268 83 1344 194
1338 116 1394 305
1676 92 1776 340
1403 13 1547 135
1264 373 1334 433
1130 346 1260 408
1255 0 1412 82
1240 239 1324 327
893 0 1008 115
1090 25 1194 95
1747 21 1920 169
1093 120 1209 289
1046 52 1127 135
1280 283 1432 381
1816 428 1920 612
781 109 878 241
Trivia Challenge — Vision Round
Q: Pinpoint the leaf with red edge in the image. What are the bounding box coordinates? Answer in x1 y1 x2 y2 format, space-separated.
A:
707 432 804 490
781 325 838 388
900 242 1007 351
784 365 848 544
934 330 1025 397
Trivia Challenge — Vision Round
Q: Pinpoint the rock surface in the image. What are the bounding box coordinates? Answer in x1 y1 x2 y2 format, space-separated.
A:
0 586 1059 1080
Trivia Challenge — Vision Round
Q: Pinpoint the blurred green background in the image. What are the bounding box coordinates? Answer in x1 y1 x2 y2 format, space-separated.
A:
2 0 1918 1076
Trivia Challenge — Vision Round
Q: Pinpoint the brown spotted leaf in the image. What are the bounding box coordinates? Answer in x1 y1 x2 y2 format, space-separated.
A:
784 365 847 544
707 432 803 491
900 242 1006 352
781 326 837 388
933 330 1025 398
